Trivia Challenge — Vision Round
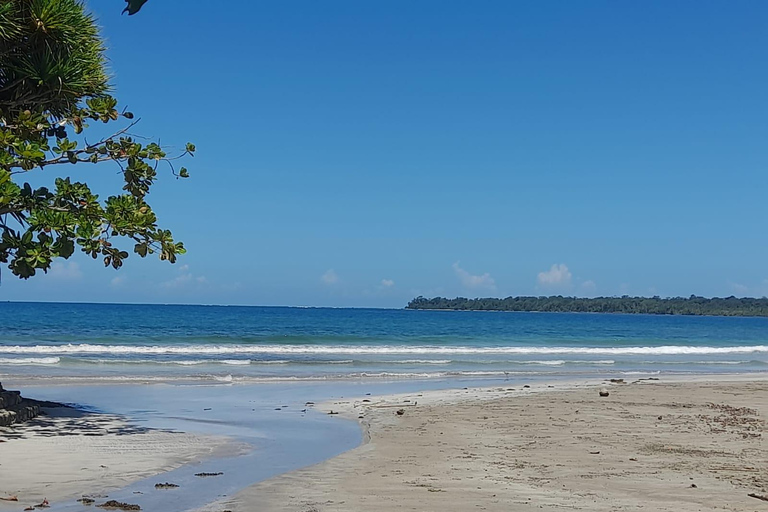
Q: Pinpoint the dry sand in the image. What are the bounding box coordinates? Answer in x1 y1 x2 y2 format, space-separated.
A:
0 405 234 509
206 376 768 512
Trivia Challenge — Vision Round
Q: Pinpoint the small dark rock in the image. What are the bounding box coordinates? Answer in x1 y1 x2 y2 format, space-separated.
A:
154 483 179 489
96 501 141 511
396 409 405 416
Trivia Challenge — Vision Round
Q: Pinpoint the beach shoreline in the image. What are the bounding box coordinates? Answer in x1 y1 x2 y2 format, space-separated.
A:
197 373 768 512
0 404 239 511
3 373 768 512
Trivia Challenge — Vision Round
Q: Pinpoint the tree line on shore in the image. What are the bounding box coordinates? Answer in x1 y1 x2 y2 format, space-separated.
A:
405 295 768 317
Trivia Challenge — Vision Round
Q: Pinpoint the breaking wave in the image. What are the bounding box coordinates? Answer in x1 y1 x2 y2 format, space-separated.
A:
1 344 768 356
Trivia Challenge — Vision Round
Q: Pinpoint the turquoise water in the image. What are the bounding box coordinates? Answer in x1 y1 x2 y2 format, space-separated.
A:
3 302 768 381
4 302 768 512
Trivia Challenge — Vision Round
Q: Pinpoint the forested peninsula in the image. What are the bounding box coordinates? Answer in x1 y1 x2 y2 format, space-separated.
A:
405 296 768 317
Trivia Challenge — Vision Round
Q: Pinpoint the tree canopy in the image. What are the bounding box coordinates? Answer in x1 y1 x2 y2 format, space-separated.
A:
406 295 768 317
0 0 192 279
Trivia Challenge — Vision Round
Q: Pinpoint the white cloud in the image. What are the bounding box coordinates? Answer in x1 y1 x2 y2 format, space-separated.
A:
537 263 572 289
453 262 496 291
160 265 206 289
728 281 749 295
321 269 339 285
48 261 82 280
381 279 395 288
110 276 126 287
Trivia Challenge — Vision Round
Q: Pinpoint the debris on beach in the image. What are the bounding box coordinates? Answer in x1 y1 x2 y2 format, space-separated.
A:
96 500 141 510
194 472 223 477
609 379 625 384
154 483 179 489
78 497 96 505
599 388 610 397
748 493 768 502
396 409 405 416
327 410 339 415
0 495 17 501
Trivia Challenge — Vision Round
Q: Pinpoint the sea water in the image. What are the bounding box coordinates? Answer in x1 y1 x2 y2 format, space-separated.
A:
2 302 768 381
3 302 768 511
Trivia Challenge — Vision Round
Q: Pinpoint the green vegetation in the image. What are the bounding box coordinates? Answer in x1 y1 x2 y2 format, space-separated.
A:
0 0 192 279
406 295 768 317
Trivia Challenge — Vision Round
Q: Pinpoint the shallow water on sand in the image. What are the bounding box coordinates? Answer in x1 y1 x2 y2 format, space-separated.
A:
4 376 565 512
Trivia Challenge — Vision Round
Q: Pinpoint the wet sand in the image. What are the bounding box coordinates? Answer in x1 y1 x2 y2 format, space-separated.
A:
206 376 768 512
0 405 234 510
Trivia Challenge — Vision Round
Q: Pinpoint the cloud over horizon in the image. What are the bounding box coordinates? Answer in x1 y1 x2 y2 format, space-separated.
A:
160 265 207 290
453 262 496 291
48 261 83 281
321 269 339 285
537 263 573 289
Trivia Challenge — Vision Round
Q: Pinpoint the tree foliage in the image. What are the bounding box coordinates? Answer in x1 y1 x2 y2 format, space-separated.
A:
406 295 768 317
0 0 192 279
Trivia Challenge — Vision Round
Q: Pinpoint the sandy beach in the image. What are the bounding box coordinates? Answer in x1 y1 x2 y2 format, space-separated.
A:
203 376 768 512
0 404 236 510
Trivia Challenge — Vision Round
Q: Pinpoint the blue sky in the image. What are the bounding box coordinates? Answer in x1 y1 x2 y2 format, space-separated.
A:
4 1 768 307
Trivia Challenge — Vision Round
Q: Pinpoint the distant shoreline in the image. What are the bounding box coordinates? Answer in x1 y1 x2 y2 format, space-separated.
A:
406 295 768 317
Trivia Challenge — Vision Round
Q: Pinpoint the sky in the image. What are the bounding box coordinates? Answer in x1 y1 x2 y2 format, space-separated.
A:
3 0 768 307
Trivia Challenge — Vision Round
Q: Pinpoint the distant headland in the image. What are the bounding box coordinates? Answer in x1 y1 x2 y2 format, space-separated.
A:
405 295 768 317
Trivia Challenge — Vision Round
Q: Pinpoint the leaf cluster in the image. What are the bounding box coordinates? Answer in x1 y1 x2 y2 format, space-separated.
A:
0 98 193 278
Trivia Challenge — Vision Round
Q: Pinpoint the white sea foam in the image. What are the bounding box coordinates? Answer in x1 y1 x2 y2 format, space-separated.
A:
1 344 767 356
0 357 60 365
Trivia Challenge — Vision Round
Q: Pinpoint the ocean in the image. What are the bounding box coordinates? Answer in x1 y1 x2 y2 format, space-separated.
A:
2 302 768 382
3 301 768 512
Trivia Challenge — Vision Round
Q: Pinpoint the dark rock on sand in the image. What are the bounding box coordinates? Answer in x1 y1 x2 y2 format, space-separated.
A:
154 483 179 489
0 390 41 426
194 472 223 477
96 500 141 510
